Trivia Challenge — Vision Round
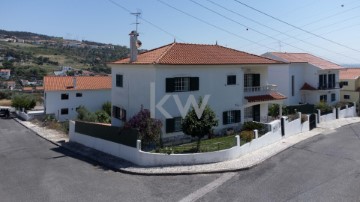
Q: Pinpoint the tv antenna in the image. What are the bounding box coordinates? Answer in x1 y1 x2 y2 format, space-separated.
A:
131 11 141 32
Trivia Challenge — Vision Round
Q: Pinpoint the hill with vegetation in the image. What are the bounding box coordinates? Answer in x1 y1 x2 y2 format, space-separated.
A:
0 29 130 81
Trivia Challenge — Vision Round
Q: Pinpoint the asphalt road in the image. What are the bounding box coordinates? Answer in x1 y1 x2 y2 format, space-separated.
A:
1 118 360 202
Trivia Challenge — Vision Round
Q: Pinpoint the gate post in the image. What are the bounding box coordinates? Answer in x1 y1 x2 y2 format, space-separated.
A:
281 117 285 136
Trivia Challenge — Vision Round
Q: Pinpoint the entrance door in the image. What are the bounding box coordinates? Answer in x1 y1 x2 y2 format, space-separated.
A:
253 104 260 122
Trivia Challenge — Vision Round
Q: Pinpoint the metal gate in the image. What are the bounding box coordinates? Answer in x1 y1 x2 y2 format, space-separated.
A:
309 114 316 130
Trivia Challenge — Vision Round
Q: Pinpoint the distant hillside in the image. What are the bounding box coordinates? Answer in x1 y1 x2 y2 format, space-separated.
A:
0 29 131 78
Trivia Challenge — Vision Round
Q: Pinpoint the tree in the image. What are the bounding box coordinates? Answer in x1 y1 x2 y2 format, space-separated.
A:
125 107 162 149
11 94 36 110
95 110 110 123
76 106 97 122
102 101 111 116
181 99 218 152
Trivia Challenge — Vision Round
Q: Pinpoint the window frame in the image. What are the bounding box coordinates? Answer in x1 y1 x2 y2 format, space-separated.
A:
61 93 69 100
227 75 236 85
76 92 82 97
331 93 336 102
60 108 69 115
320 95 328 102
116 74 123 87
344 95 350 99
223 110 241 125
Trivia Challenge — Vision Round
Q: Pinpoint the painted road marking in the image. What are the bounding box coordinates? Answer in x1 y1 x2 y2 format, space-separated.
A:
178 172 237 202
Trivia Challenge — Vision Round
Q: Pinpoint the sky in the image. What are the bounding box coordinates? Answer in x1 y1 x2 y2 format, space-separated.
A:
1 0 360 64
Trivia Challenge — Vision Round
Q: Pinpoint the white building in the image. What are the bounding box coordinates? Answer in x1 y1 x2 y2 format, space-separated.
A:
109 31 286 137
44 76 111 121
0 69 11 80
263 52 342 106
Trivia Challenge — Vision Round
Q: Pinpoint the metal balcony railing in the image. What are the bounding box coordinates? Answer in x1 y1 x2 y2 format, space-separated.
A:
244 84 278 96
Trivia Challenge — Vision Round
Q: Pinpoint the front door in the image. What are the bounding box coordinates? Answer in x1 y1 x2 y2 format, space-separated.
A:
253 104 260 122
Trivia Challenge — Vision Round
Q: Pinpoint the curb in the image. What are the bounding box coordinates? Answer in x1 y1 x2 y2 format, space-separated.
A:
13 117 360 176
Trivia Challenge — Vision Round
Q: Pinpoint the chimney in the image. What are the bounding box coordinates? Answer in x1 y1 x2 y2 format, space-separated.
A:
73 77 77 89
129 30 139 63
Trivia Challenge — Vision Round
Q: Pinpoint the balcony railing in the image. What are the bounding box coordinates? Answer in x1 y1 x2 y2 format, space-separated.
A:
244 84 278 96
317 82 340 90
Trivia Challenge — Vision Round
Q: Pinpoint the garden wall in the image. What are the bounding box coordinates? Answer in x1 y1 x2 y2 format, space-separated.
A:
283 113 302 137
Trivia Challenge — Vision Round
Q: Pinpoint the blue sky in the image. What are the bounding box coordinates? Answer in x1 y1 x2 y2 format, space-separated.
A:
1 0 360 64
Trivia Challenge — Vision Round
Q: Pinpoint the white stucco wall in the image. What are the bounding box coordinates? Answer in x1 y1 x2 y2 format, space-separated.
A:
45 89 111 121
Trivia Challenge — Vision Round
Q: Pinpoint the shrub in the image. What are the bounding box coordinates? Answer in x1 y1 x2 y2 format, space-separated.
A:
315 101 332 114
11 93 36 110
242 121 269 136
240 130 254 143
301 114 308 123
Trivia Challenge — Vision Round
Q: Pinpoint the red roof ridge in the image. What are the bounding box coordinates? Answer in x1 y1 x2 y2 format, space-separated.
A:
154 42 176 64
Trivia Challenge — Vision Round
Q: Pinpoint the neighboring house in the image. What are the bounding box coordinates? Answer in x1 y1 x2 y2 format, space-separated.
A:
339 68 360 104
0 69 11 79
54 66 73 76
109 31 286 137
263 52 342 106
4 81 15 90
22 87 34 93
43 76 111 121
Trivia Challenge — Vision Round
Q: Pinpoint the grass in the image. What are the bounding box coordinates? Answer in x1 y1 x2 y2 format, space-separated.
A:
0 99 12 106
154 134 244 154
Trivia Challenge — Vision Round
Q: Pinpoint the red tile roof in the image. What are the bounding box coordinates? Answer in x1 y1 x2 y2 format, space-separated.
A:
266 52 343 70
44 76 111 91
245 92 286 103
22 87 33 91
339 68 360 80
0 69 10 73
300 83 317 91
111 43 284 65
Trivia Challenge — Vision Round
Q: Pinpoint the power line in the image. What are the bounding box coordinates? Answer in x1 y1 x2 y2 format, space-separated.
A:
107 0 184 42
233 0 360 53
157 0 277 51
195 0 360 62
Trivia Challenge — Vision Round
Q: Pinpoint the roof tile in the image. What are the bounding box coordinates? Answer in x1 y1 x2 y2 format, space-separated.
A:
245 92 286 103
111 43 284 65
267 52 343 70
44 76 111 91
339 68 360 80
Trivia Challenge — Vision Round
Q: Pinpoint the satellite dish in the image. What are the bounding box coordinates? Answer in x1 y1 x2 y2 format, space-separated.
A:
136 40 142 48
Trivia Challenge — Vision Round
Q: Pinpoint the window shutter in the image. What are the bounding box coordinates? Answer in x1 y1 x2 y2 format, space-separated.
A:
235 110 241 123
166 118 175 133
252 74 260 86
166 78 174 92
223 111 228 125
190 77 199 91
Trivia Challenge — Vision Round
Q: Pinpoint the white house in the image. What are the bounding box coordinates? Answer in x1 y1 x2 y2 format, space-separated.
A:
263 52 342 106
43 76 111 121
0 69 11 80
108 31 286 138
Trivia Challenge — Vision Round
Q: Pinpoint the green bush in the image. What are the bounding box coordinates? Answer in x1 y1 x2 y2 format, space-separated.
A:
240 130 254 143
315 101 332 114
242 121 269 136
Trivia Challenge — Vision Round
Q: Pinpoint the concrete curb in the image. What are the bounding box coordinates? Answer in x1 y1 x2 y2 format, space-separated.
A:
13 117 360 176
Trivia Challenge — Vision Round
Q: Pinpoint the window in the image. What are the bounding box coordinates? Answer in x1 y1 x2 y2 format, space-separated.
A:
166 117 182 133
342 81 348 86
227 75 236 85
166 77 199 92
60 108 68 115
344 95 350 99
319 74 327 89
291 75 295 96
244 74 260 87
320 95 327 102
331 93 336 102
116 74 123 87
61 93 69 100
76 93 82 97
223 110 241 125
328 74 336 88
174 77 190 92
112 106 126 121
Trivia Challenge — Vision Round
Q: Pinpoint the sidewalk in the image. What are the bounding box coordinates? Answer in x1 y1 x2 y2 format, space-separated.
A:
15 117 360 175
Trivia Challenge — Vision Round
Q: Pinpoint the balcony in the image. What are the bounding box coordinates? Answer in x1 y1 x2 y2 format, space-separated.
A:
244 84 278 96
317 82 340 90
